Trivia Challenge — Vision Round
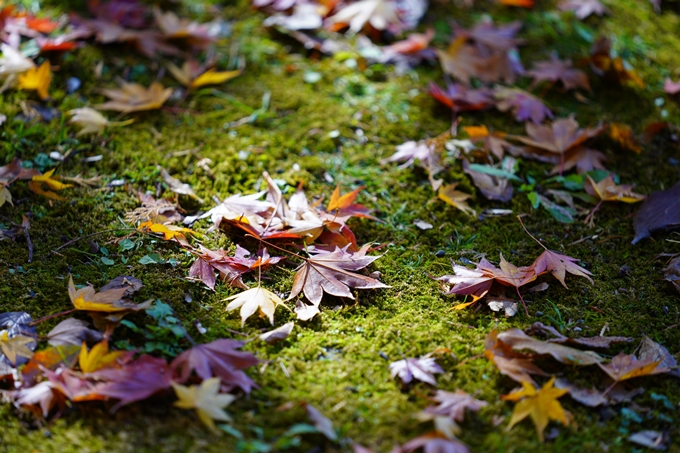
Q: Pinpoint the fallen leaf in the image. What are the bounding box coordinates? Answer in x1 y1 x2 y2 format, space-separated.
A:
138 220 196 242
423 389 488 422
525 322 632 349
527 54 591 90
497 328 603 366
0 330 35 366
17 61 51 100
79 340 133 373
484 329 549 385
325 0 401 34
172 377 236 431
438 183 476 216
260 322 294 344
288 244 387 306
632 180 680 244
502 376 570 442
588 37 644 88
47 318 102 347
428 81 495 112
494 87 553 124
21 345 80 385
95 81 173 113
0 43 35 76
463 158 514 202
609 123 641 153
628 430 669 451
554 378 608 407
597 352 668 384
167 60 241 89
389 356 443 385
585 174 645 204
171 338 259 393
662 255 680 295
29 169 73 200
10 381 62 418
530 249 594 288
68 275 150 314
305 403 338 441
160 167 203 203
225 286 284 326
68 107 133 136
402 432 470 453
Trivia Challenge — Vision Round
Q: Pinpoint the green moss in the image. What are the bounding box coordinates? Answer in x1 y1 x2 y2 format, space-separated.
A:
2 0 680 452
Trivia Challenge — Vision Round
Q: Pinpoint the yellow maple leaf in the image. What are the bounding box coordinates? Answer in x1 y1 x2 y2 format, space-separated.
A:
79 340 128 373
95 81 173 113
167 61 241 89
502 377 570 442
0 330 35 366
29 169 73 200
584 174 645 204
172 377 235 431
137 220 195 241
225 286 284 326
438 182 476 216
17 61 52 100
68 275 147 313
463 125 490 138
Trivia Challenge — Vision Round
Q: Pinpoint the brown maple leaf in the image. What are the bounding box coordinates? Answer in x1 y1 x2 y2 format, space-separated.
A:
423 389 488 422
497 328 604 366
513 116 606 174
598 352 669 390
527 55 591 91
428 81 495 112
484 329 548 385
95 81 173 113
493 87 553 124
588 37 644 88
289 244 388 306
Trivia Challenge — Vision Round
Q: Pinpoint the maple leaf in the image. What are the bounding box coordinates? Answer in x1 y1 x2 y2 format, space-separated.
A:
325 0 402 34
325 185 375 220
484 329 548 385
67 107 133 136
10 381 62 418
47 318 102 347
79 340 133 373
125 189 184 224
462 158 514 202
496 328 604 366
609 123 641 154
172 377 236 431
527 55 591 91
0 43 35 76
167 60 241 89
288 244 388 306
225 286 284 326
29 169 73 200
423 389 488 422
513 116 605 174
438 183 476 216
597 352 669 385
389 356 444 385
463 125 513 160
160 167 203 203
530 248 594 288
502 377 570 442
95 81 173 113
17 61 52 100
494 87 553 123
171 338 258 393
632 181 680 244
402 432 470 453
22 345 80 386
260 321 294 344
137 220 196 242
0 182 11 208
385 131 451 190
559 0 610 19
68 275 150 314
190 245 281 290
428 81 494 112
588 37 644 88
90 355 173 410
584 174 645 224
526 322 632 349
154 7 216 46
0 329 35 366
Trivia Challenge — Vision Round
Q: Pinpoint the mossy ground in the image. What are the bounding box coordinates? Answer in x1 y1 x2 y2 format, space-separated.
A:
1 0 680 452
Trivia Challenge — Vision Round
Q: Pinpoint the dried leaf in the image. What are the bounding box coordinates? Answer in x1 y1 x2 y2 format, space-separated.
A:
160 167 204 203
530 249 593 288
494 87 553 124
79 340 133 373
0 330 35 366
497 328 603 366
402 432 470 453
68 107 133 136
484 329 549 385
305 403 338 441
632 181 680 244
597 352 668 383
47 318 102 347
527 55 591 90
260 322 294 344
68 275 149 314
525 322 632 349
423 389 488 422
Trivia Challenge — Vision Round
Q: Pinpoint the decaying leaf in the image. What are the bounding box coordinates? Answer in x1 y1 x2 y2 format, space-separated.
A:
525 322 632 349
325 0 401 34
598 352 669 385
585 174 645 204
389 355 444 385
138 220 196 242
95 81 173 113
463 158 514 202
530 248 594 289
484 329 548 385
172 377 236 431
502 377 570 442
497 328 603 366
160 167 203 203
225 286 284 326
402 432 470 453
609 123 641 154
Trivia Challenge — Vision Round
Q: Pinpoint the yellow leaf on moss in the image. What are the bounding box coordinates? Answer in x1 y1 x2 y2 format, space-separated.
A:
172 378 235 431
0 183 12 208
17 61 51 100
438 182 476 216
0 330 35 366
502 377 569 442
29 169 73 200
137 220 195 241
79 340 129 373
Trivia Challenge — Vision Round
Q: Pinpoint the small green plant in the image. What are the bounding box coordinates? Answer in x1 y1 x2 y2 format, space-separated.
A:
116 300 188 357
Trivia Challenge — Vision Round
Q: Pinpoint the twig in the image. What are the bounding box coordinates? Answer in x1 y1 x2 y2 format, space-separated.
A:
46 229 135 257
30 308 77 326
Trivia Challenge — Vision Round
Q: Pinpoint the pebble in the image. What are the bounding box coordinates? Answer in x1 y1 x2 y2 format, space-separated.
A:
435 250 446 258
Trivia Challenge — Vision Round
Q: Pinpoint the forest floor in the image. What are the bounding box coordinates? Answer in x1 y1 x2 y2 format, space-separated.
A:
1 0 680 452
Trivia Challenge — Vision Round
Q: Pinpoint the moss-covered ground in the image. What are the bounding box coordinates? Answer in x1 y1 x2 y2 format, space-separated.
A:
1 0 680 451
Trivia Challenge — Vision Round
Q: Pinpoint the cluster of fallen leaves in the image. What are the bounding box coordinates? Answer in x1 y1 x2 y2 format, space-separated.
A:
132 170 387 323
351 323 678 451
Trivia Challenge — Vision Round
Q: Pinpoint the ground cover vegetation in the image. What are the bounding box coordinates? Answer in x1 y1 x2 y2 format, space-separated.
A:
0 0 680 451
